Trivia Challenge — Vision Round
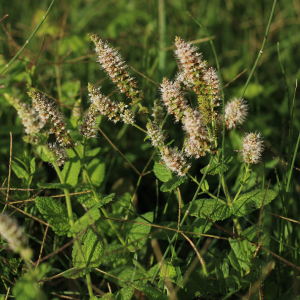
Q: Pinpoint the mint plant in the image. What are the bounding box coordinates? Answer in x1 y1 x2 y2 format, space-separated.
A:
1 1 300 299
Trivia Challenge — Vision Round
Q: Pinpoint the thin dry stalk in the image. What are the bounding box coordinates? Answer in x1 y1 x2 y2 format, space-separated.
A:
36 225 49 268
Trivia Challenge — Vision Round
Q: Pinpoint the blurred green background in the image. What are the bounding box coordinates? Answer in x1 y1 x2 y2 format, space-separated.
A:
0 0 299 215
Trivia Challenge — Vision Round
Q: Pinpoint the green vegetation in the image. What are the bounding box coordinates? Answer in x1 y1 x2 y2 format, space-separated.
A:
0 0 300 299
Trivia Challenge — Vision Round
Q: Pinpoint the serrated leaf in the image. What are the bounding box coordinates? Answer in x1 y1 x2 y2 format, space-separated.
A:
12 161 28 180
127 212 153 251
75 186 99 208
86 158 105 187
132 282 168 300
72 228 104 269
200 147 233 175
101 244 130 263
183 199 231 222
36 196 76 236
153 161 172 182
61 157 81 187
160 175 185 192
38 182 73 189
233 189 277 217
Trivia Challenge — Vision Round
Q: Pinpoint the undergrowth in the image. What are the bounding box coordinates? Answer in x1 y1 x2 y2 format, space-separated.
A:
0 1 300 299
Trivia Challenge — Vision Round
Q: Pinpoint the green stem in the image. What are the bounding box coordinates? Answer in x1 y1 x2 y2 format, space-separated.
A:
132 123 147 134
240 0 277 99
52 159 94 298
221 174 231 205
150 157 213 284
83 167 126 246
0 0 55 75
232 164 250 204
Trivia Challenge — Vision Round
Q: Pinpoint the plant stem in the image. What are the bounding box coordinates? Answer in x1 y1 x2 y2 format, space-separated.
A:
240 0 278 99
52 159 94 299
82 167 126 246
0 0 55 75
232 163 250 204
150 157 213 284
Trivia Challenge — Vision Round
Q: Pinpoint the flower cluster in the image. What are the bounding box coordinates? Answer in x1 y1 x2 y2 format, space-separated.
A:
146 122 166 147
152 99 165 126
225 98 248 130
80 84 135 138
0 213 28 254
174 37 207 87
160 78 188 122
5 94 44 135
47 142 68 167
242 132 264 164
29 92 72 148
160 147 191 177
89 33 141 103
182 107 212 158
174 37 221 123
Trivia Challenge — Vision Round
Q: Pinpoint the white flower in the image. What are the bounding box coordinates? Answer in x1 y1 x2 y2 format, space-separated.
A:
242 132 264 164
146 122 165 147
225 98 248 130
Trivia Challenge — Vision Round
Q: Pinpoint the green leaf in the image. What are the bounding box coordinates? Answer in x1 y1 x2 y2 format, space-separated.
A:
200 161 229 175
115 286 134 300
160 175 185 192
12 160 28 180
37 183 73 189
127 212 153 251
30 157 36 174
61 157 81 187
132 282 167 300
228 250 241 271
86 147 101 157
72 194 114 235
153 161 172 182
200 147 233 176
229 238 252 271
86 158 105 187
36 196 76 236
200 180 209 191
183 199 231 222
71 208 101 235
233 189 277 217
12 278 47 300
75 186 99 209
72 228 104 269
101 244 130 263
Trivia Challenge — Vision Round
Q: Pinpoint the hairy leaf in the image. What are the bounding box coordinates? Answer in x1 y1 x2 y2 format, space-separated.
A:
233 189 277 217
160 175 185 192
13 278 47 300
183 199 231 222
127 212 153 251
63 267 94 279
101 244 130 263
153 161 172 182
12 160 28 180
72 228 104 269
36 196 76 236
71 208 101 235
